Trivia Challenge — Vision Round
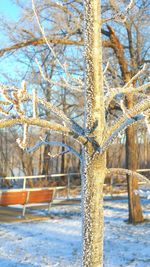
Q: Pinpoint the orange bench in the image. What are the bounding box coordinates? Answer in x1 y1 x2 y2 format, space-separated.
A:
0 187 64 217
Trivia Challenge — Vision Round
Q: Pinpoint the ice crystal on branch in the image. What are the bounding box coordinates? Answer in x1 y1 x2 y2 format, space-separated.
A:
144 113 150 135
16 124 28 150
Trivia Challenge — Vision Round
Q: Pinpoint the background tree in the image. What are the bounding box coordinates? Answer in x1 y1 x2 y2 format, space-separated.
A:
100 0 150 223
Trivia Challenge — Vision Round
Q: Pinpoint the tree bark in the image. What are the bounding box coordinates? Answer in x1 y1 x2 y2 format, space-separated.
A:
42 144 50 176
126 95 143 223
81 152 105 267
125 25 143 223
82 1 106 266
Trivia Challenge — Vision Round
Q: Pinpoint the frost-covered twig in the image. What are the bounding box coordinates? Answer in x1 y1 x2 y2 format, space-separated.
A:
0 81 27 116
32 0 71 87
105 81 150 107
35 58 82 92
143 112 150 135
0 106 9 116
16 123 28 150
103 62 109 75
104 0 134 23
101 114 144 152
103 98 150 147
0 85 88 144
32 89 37 118
120 100 131 118
123 64 147 89
48 149 70 159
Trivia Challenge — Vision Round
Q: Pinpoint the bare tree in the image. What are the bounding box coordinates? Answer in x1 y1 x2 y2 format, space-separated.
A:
1 1 150 266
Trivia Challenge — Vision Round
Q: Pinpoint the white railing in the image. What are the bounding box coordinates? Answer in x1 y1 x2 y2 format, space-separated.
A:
137 169 150 172
2 173 81 198
1 169 150 197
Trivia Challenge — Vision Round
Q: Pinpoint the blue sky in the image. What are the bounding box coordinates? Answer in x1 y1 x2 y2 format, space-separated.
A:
0 0 19 21
0 0 22 83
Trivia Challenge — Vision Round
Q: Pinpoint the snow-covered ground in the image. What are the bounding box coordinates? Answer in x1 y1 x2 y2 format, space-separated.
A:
0 196 150 267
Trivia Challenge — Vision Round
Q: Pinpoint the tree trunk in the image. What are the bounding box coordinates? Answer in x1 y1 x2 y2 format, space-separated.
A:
42 144 50 175
81 151 106 267
42 132 51 176
82 1 106 266
126 94 143 223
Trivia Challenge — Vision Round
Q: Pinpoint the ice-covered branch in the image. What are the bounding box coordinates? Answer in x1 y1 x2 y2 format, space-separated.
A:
0 106 9 116
27 139 82 160
102 98 150 151
0 82 27 116
16 123 28 150
135 190 150 199
0 117 70 133
107 168 150 185
0 116 87 145
0 83 86 138
123 64 147 89
0 83 71 125
101 114 144 152
105 81 150 107
32 89 37 118
48 150 70 159
32 94 87 137
144 112 150 134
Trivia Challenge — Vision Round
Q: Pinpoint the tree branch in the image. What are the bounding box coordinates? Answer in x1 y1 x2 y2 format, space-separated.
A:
102 98 150 151
0 117 70 133
0 117 87 145
102 114 144 152
107 168 150 185
0 38 112 58
105 81 150 107
27 139 82 160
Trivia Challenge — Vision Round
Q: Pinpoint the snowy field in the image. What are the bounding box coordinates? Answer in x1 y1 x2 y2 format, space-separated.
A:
0 196 150 267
